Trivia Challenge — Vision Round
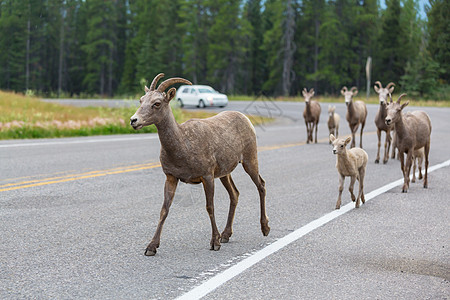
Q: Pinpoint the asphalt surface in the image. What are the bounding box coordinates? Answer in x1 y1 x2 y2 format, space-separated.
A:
1 100 449 299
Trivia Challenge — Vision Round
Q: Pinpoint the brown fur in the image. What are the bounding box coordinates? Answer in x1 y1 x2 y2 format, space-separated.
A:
330 134 368 209
385 94 432 193
327 105 340 144
373 81 395 164
130 73 270 256
341 86 368 148
302 88 321 144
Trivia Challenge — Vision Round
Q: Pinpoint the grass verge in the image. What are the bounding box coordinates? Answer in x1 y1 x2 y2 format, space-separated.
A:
0 91 271 140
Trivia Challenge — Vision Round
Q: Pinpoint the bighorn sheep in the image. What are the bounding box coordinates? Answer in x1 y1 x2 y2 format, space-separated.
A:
341 86 367 148
412 147 424 183
385 94 432 193
302 88 321 144
330 134 368 209
373 81 395 164
130 73 270 256
327 105 340 144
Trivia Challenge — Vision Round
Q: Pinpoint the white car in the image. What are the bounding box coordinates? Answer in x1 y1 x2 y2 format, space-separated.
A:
176 85 228 108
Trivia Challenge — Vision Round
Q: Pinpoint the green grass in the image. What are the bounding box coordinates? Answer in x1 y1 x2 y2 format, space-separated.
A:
0 91 271 140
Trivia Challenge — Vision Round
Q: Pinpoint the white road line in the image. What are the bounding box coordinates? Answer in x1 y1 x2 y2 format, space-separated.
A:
0 135 158 148
177 159 450 300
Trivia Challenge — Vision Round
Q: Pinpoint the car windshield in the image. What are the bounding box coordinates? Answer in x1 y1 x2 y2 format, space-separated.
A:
198 88 215 93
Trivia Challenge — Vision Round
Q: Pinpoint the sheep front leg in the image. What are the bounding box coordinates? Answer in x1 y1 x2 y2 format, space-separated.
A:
305 120 311 144
145 175 178 256
375 129 381 163
202 175 221 251
383 129 391 164
336 174 345 209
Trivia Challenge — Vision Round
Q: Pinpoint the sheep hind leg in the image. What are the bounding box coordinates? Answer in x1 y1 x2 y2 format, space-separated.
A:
242 159 270 237
314 121 318 143
219 174 240 243
424 141 430 188
145 175 178 256
358 167 366 205
201 175 221 251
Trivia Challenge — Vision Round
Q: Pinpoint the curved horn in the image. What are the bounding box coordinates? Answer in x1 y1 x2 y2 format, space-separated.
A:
150 73 165 91
397 93 407 104
350 86 358 93
374 81 382 89
157 77 192 93
386 82 395 90
309 88 314 94
341 86 348 92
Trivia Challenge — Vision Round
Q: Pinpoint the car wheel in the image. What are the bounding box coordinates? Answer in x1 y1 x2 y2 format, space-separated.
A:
198 100 205 108
178 99 184 108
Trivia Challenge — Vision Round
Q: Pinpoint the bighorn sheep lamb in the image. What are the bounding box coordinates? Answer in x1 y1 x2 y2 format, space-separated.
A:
412 147 424 183
341 86 367 148
330 134 368 209
385 94 432 193
327 105 340 144
374 81 395 164
302 88 321 144
130 73 270 256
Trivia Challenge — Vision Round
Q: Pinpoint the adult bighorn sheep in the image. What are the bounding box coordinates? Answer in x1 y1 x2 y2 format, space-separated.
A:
385 94 432 193
341 86 367 148
130 73 270 256
302 88 321 144
373 81 395 164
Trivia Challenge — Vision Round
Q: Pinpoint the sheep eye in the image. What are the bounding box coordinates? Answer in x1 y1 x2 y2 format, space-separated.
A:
340 145 344 148
153 102 161 108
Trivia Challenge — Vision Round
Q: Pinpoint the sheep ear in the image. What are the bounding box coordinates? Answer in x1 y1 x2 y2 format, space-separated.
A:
400 101 409 110
345 136 352 145
302 89 307 97
330 134 336 142
310 90 315 97
145 85 150 93
352 89 358 96
340 88 346 96
165 87 177 102
389 86 395 94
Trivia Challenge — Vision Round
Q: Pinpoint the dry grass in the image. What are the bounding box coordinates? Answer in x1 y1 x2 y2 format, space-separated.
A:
0 91 272 139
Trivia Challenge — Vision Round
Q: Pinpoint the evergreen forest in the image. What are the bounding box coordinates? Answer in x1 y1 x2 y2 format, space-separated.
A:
0 0 448 99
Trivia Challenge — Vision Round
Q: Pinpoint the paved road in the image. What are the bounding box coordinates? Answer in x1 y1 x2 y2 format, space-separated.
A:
1 100 449 299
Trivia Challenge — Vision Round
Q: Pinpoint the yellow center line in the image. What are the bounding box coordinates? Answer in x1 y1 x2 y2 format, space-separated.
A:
1 131 376 192
0 162 159 189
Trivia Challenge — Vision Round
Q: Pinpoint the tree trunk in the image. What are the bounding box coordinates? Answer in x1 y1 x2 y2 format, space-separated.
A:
282 0 296 96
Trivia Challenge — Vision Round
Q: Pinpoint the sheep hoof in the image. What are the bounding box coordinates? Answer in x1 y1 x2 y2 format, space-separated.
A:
220 236 230 243
144 248 157 256
383 159 388 164
210 244 221 251
423 183 428 189
375 159 379 164
261 224 270 236
411 178 416 183
335 206 340 210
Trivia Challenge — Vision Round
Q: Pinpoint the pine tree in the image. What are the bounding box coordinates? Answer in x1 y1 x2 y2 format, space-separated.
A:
376 0 408 86
426 0 449 83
